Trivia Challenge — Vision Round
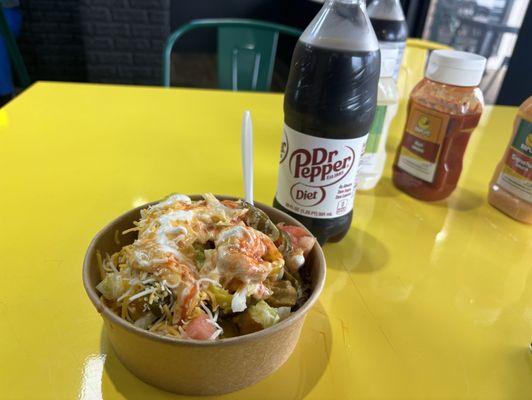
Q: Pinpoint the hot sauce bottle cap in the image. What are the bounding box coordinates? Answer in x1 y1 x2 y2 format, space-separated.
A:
425 50 486 87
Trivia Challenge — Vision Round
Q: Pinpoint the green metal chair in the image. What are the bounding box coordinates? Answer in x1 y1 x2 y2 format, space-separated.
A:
163 19 302 91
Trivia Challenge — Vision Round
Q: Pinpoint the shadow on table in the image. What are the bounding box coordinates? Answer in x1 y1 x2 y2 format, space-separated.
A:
101 301 332 400
358 177 400 198
506 346 532 398
526 347 532 373
324 228 389 274
364 179 484 212
424 187 484 212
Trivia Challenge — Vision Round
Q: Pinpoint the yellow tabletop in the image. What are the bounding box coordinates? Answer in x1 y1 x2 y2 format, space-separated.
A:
0 82 530 400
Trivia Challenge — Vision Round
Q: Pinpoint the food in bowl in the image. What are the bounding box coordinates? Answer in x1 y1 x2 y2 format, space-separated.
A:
96 193 316 340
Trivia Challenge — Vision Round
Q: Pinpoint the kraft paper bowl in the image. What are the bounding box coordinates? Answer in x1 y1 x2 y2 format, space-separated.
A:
83 195 326 395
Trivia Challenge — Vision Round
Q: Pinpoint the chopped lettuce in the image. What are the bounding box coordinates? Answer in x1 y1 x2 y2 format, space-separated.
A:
96 272 126 300
248 300 280 328
207 285 233 313
231 286 248 313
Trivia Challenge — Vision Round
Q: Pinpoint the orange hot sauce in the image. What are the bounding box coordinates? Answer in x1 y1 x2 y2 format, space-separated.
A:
488 97 532 223
392 50 486 201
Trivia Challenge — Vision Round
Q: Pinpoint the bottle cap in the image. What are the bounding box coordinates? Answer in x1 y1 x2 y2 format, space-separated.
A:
425 50 486 87
380 48 397 78
367 0 406 21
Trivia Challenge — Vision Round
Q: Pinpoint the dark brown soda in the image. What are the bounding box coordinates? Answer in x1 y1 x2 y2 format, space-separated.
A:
369 18 408 42
274 41 380 244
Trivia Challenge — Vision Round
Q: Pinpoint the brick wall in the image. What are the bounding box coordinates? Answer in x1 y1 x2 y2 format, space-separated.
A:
80 0 170 85
19 0 87 82
18 1 299 87
19 0 171 85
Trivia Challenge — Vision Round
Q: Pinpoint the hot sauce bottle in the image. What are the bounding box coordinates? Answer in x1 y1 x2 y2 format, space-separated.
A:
392 50 486 201
488 97 532 224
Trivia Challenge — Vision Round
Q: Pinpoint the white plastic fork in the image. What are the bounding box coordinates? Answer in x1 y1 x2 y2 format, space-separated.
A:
241 110 254 205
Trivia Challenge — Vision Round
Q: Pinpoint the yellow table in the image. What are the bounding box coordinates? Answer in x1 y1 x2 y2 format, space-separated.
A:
0 82 530 400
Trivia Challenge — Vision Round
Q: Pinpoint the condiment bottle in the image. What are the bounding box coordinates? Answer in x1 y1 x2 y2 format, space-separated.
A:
392 50 486 201
273 0 380 244
367 0 408 81
359 48 399 190
488 96 532 223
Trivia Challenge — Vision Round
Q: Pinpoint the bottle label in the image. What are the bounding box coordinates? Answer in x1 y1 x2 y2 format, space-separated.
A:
379 41 405 80
360 105 387 172
496 118 532 203
397 103 450 183
275 124 368 219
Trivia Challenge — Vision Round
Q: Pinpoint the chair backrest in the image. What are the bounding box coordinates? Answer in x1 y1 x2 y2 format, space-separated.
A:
163 19 302 91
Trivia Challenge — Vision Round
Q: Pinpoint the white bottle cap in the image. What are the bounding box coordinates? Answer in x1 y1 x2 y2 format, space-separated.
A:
425 50 486 87
380 48 397 78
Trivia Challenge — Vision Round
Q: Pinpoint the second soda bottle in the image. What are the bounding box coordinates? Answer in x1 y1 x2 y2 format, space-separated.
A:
273 0 380 244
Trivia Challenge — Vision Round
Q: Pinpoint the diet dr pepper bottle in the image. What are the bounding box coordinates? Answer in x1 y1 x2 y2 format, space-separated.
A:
273 0 380 244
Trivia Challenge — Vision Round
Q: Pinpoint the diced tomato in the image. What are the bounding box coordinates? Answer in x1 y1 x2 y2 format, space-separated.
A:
183 314 217 340
278 224 315 256
221 200 239 209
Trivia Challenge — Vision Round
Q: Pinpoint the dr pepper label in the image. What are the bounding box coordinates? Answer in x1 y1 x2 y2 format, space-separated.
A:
275 125 367 218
